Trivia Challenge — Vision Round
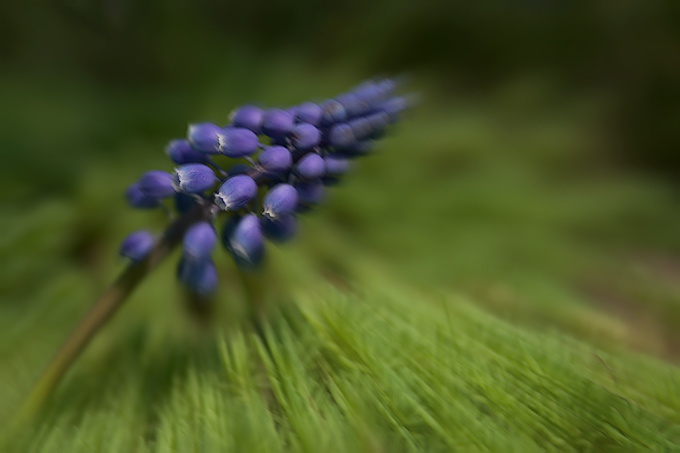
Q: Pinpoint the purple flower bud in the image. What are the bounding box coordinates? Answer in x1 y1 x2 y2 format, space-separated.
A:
329 123 357 150
214 175 257 211
217 127 260 157
261 213 297 242
291 123 320 151
173 164 218 194
323 156 350 184
366 111 390 132
353 80 384 107
382 96 409 123
188 122 222 154
222 214 264 269
294 153 326 181
294 102 322 126
262 183 298 219
320 99 347 126
165 139 209 165
230 105 263 134
119 230 155 262
336 92 370 118
183 221 217 260
174 192 199 214
177 257 218 295
262 108 294 138
295 181 324 211
258 146 292 175
376 78 398 98
138 170 176 199
126 183 160 209
347 117 372 141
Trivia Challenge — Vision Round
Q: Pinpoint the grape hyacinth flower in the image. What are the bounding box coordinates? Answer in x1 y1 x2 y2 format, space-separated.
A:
125 183 160 209
21 79 410 416
119 77 409 294
294 102 323 126
222 214 265 269
177 257 218 296
257 146 292 176
294 153 326 181
182 221 217 260
188 122 222 154
166 139 210 165
217 127 260 157
291 123 321 151
262 184 298 220
214 175 258 211
138 170 176 199
262 108 294 138
230 105 263 134
119 230 155 262
173 164 219 194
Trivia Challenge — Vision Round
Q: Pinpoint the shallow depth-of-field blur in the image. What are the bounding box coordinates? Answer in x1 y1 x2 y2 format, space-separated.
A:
1 1 680 451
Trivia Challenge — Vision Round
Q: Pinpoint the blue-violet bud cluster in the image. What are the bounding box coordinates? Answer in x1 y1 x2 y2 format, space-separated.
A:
119 78 409 295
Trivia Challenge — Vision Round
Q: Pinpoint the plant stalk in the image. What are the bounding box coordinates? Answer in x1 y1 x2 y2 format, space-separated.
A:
15 202 213 424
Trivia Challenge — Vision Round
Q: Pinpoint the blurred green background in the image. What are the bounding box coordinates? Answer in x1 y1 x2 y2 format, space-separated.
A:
2 0 680 450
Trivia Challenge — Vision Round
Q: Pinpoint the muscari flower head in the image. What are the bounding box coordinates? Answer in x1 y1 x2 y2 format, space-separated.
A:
120 77 410 295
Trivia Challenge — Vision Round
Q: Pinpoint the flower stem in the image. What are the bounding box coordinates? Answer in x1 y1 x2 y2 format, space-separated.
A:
15 202 213 425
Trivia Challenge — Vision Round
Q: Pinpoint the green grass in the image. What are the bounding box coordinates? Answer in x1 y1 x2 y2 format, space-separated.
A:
2 66 680 451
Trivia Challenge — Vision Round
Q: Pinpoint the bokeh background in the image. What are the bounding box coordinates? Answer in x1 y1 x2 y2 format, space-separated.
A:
2 0 680 450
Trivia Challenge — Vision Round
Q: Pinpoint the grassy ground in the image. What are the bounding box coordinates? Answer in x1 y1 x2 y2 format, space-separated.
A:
1 65 680 451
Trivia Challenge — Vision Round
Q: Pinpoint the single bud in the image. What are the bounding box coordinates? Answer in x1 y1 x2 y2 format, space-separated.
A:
262 183 298 219
320 99 347 126
291 123 321 151
173 163 218 194
188 122 222 154
295 181 324 211
353 80 383 107
183 221 217 260
294 153 326 181
119 230 155 262
230 105 263 134
214 175 257 211
382 96 409 123
322 156 350 185
336 92 370 118
174 192 200 214
258 146 292 176
294 102 322 126
217 127 260 158
261 213 297 242
165 139 209 165
177 257 218 295
222 214 264 269
366 111 390 137
347 117 373 141
376 78 398 98
126 183 160 209
138 170 176 199
262 108 294 138
329 123 357 150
